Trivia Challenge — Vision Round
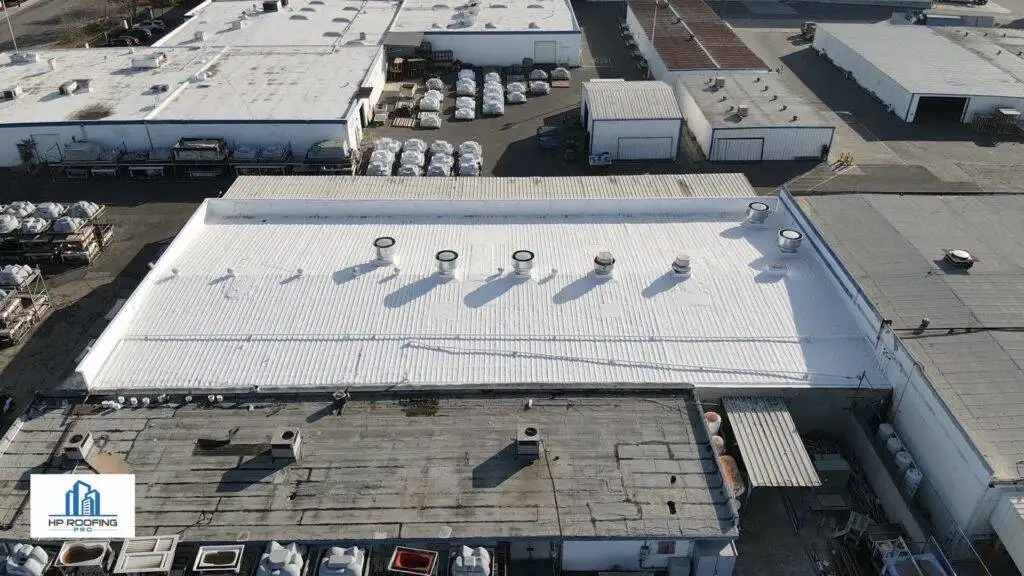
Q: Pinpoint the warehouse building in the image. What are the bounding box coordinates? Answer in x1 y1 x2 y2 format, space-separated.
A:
796 193 1024 573
625 0 768 82
0 46 385 167
580 80 682 160
386 0 581 66
677 73 834 162
813 23 1024 123
153 0 402 48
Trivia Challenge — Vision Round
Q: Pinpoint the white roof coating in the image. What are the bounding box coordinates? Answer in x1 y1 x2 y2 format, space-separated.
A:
680 73 831 128
937 27 1024 87
584 80 682 121
388 0 578 33
0 46 381 124
816 23 1024 98
154 0 401 48
74 184 887 393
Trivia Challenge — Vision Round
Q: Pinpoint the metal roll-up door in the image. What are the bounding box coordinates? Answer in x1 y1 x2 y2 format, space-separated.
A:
534 41 557 64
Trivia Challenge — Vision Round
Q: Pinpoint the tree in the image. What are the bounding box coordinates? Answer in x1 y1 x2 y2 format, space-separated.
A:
106 0 139 26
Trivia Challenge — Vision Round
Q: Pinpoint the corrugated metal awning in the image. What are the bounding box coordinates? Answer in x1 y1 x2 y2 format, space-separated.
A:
723 397 821 488
384 31 424 46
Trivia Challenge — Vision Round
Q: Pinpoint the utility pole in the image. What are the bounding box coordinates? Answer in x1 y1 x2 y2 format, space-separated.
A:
652 0 659 42
0 0 19 53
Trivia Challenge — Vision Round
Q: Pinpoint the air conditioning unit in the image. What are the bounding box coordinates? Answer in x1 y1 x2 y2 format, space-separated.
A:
714 76 726 89
56 541 115 576
271 427 301 459
736 104 749 118
62 431 95 461
262 0 280 11
0 85 23 100
516 424 540 461
132 53 167 69
193 545 245 574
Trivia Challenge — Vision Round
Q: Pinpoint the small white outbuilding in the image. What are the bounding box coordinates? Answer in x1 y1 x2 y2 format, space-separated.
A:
580 80 682 161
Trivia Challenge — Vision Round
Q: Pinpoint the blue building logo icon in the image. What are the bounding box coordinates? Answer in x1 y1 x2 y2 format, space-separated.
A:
64 480 101 517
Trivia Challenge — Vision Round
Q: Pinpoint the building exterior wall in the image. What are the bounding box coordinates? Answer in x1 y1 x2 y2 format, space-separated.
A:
357 48 388 126
676 80 713 157
420 32 581 66
708 126 834 161
562 540 697 571
590 118 680 160
960 94 1024 124
813 26 914 120
626 7 670 81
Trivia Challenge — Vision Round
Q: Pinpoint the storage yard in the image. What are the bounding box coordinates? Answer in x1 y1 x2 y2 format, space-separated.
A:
4 0 1024 575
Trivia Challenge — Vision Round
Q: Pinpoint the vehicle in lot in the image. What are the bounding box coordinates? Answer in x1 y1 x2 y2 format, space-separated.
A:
141 19 167 31
115 35 141 46
127 27 153 41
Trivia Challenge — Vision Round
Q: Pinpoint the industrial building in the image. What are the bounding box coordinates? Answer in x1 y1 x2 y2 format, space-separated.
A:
0 46 385 167
625 0 768 82
386 0 581 66
677 73 835 162
798 193 1024 574
580 80 682 160
813 23 1024 123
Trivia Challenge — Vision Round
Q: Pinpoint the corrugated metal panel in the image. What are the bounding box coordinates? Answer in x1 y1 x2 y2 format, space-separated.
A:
224 174 757 199
723 397 821 487
584 81 682 120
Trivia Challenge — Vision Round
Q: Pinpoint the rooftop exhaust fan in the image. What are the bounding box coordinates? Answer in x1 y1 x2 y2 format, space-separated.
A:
511 250 534 275
671 254 691 277
745 201 769 225
944 249 975 269
516 424 541 460
436 250 459 275
193 545 245 574
56 542 114 576
593 251 615 276
777 229 803 254
374 236 396 262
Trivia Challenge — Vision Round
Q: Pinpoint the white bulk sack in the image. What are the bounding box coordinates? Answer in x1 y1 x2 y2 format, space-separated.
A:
419 113 442 129
424 89 444 101
0 215 18 234
20 217 47 234
454 108 476 121
403 138 427 153
456 97 475 109
425 77 445 91
419 96 441 112
529 69 549 80
482 100 505 116
530 81 551 95
457 69 475 81
375 138 401 153
430 153 455 168
52 216 85 234
459 141 483 157
484 72 500 83
0 264 33 286
456 80 476 96
426 163 451 176
507 91 527 104
401 150 426 166
67 201 100 219
506 82 526 93
430 140 454 155
551 67 570 80
370 149 395 165
4 201 34 219
397 164 422 176
33 202 64 220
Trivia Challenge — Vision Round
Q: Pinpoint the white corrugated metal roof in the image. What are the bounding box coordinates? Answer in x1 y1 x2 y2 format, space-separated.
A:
584 81 683 121
723 396 821 488
224 174 752 200
76 193 886 393
816 23 1024 98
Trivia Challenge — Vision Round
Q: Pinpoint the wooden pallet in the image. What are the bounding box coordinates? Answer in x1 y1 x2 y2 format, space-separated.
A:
391 117 415 128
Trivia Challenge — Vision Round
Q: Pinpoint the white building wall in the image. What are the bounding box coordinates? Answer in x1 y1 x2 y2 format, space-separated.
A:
590 118 680 160
626 7 670 81
709 126 834 161
420 32 581 66
961 94 1024 123
991 494 1024 568
675 82 713 158
357 48 388 125
813 26 914 120
145 121 350 156
562 540 696 571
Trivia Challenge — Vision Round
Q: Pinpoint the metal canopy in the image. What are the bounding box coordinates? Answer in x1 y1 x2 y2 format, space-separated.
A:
723 396 821 488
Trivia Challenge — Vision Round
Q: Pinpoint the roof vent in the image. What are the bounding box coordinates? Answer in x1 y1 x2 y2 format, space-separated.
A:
233 18 250 27
270 427 302 459
0 85 23 100
56 542 115 576
263 0 280 11
671 254 691 276
485 21 496 28
745 201 769 224
132 52 167 69
193 546 245 574
593 251 615 276
114 536 179 575
944 249 975 269
194 30 207 41
62 430 95 461
516 424 541 461
151 84 170 92
300 6 316 11
777 229 803 254
289 14 308 19
432 3 449 7
527 3 542 6
737 104 748 118
374 236 396 262
511 250 534 275
528 21 540 28
436 250 459 275
714 76 726 88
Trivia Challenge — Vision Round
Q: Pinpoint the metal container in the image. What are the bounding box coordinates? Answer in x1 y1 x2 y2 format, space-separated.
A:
894 450 914 473
877 422 896 445
904 467 922 499
885 435 904 457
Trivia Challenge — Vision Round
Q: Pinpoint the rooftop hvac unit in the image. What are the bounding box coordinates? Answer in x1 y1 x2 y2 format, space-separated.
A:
11 52 40 63
7 544 49 576
132 52 167 69
56 542 115 576
194 30 207 41
0 85 23 100
62 431 95 461
114 536 179 575
516 424 541 461
263 0 280 11
59 80 79 95
714 76 726 88
193 546 246 574
736 104 749 118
